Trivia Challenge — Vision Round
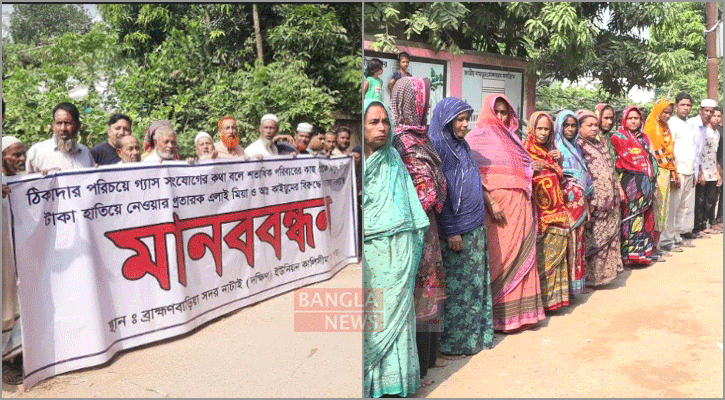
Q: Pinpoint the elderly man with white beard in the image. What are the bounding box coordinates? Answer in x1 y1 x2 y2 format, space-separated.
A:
25 102 96 174
2 133 27 385
143 124 180 162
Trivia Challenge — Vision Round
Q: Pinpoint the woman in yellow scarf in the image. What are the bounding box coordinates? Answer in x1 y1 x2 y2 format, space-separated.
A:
643 98 676 255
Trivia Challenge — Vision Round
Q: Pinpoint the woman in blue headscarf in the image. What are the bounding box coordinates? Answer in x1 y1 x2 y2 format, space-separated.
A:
363 99 429 398
429 97 494 356
554 110 593 296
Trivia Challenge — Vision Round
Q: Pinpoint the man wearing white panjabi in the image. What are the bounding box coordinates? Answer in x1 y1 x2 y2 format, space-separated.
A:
2 133 26 385
244 114 280 159
660 92 697 251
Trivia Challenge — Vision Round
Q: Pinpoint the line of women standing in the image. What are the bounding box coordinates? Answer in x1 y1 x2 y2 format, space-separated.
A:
363 83 664 397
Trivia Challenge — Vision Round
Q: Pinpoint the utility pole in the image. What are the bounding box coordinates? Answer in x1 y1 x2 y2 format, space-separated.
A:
705 2 719 100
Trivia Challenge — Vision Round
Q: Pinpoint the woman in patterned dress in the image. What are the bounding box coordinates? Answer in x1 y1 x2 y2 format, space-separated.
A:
577 110 625 287
389 76 448 382
554 110 593 296
610 106 658 266
428 96 494 356
524 111 571 311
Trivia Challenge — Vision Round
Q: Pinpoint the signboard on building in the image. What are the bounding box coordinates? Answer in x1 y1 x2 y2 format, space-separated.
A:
461 63 524 130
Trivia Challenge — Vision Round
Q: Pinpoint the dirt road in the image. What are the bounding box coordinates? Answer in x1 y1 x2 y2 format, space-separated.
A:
4 233 723 398
418 235 723 398
2 263 362 398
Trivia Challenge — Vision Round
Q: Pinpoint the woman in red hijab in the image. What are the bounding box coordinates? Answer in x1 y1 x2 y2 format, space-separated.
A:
610 106 658 266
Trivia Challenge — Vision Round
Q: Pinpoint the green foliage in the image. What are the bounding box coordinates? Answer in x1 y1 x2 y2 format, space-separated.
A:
2 26 124 149
8 4 93 45
648 2 723 105
3 4 359 159
267 4 362 115
536 82 633 114
366 2 717 98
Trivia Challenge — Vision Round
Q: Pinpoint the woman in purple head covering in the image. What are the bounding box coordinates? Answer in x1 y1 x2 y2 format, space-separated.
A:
428 96 494 356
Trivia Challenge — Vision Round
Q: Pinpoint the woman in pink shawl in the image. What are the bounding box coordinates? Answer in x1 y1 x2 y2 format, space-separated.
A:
465 94 545 333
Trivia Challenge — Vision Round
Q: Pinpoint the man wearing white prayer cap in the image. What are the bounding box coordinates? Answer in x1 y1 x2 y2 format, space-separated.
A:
245 113 280 159
294 122 314 154
2 137 25 176
2 134 25 384
687 98 719 237
194 131 217 160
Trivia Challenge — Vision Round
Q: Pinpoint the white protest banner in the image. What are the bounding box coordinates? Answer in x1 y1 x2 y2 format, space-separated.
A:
5 155 359 388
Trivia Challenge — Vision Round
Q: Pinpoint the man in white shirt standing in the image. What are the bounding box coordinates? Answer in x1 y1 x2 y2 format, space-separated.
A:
245 114 280 159
687 98 718 237
25 102 96 174
660 92 697 251
2 134 26 385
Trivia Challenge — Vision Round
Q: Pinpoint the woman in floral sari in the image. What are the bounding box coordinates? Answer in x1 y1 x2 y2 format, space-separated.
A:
429 97 493 356
643 98 676 255
554 110 593 296
363 99 428 398
524 111 571 311
577 110 624 286
389 76 448 381
610 106 658 266
466 94 545 332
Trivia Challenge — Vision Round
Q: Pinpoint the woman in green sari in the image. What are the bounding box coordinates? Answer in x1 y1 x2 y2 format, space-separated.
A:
363 99 429 397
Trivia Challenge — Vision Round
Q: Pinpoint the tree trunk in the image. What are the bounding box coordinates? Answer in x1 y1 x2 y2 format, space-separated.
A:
253 4 264 64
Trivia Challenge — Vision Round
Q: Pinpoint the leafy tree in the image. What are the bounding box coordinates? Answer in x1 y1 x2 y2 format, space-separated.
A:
99 3 360 115
2 26 125 149
365 2 717 98
537 82 634 115
3 4 359 158
267 4 362 115
648 2 722 105
98 4 277 69
8 4 93 45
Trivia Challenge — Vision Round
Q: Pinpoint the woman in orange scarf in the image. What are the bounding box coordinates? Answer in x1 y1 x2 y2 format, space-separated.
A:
643 98 676 255
524 112 571 311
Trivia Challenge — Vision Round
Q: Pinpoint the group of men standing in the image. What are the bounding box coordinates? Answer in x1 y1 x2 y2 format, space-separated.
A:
1 100 359 385
656 95 722 252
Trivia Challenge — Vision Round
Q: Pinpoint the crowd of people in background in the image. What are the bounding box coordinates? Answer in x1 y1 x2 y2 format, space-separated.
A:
363 64 722 397
1 99 360 385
